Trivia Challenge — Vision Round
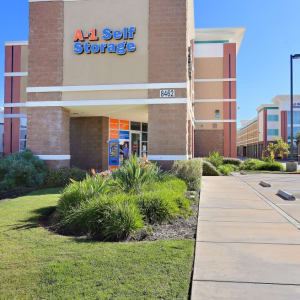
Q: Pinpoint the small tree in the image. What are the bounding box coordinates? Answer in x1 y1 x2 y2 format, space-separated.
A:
296 132 300 146
267 138 289 161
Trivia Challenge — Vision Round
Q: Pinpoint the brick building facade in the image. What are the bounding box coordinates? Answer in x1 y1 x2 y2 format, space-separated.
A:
3 0 245 170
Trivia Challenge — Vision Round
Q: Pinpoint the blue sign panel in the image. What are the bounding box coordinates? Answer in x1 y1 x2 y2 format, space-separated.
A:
109 139 119 166
119 131 130 140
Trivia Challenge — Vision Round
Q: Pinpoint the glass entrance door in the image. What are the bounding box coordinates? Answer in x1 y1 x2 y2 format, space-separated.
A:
130 132 141 157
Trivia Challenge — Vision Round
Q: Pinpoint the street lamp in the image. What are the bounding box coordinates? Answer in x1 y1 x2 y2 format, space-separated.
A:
290 54 300 160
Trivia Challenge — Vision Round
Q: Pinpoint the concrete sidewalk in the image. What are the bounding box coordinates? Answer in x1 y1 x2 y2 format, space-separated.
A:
191 176 300 300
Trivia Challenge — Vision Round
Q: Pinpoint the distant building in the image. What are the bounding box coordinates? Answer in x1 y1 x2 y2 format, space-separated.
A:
237 95 300 160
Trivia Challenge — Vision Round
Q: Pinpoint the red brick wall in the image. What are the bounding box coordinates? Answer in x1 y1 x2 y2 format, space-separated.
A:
70 117 109 171
263 109 268 150
194 130 224 157
3 46 22 155
281 111 288 142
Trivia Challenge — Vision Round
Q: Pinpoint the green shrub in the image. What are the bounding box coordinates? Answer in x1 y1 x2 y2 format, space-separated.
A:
0 149 47 191
203 161 221 176
138 179 191 223
45 167 87 188
240 158 263 170
172 159 202 191
217 164 238 175
223 158 242 166
57 174 112 218
61 194 144 241
112 155 161 193
143 177 187 194
240 159 283 172
257 161 283 171
208 152 224 168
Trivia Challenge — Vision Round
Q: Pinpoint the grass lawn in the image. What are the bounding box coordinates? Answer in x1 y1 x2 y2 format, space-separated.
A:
0 189 195 299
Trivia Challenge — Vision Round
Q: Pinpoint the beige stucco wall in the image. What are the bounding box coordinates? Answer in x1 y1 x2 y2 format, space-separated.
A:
194 58 223 79
194 102 224 130
20 77 27 103
63 0 149 100
20 45 28 73
195 82 223 99
62 90 148 101
195 122 224 130
194 102 224 119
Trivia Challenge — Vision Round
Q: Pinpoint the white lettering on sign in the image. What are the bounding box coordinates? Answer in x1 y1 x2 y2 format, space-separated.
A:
160 89 176 98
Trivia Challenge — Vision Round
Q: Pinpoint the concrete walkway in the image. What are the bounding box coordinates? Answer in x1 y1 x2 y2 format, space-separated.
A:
191 176 300 300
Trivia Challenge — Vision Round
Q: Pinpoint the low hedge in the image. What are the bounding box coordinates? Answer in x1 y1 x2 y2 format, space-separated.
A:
240 158 284 172
258 161 283 171
203 161 221 176
172 159 202 191
240 159 262 170
45 167 87 188
223 158 242 166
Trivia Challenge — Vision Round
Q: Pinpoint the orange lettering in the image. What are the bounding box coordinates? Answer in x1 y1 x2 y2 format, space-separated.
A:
89 29 99 41
74 29 84 42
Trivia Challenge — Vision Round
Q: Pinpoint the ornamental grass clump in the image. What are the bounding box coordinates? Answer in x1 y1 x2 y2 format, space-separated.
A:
57 174 112 218
202 161 221 176
208 152 224 168
60 194 143 241
112 155 161 193
55 156 192 241
138 178 191 223
172 159 202 191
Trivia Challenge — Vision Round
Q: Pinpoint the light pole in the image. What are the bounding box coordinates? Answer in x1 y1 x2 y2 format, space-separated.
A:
290 54 300 160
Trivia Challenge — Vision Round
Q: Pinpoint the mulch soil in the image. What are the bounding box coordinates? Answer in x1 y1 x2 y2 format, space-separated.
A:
139 201 199 241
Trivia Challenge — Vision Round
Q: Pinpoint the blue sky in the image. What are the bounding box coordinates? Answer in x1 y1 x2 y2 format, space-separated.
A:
1 0 300 126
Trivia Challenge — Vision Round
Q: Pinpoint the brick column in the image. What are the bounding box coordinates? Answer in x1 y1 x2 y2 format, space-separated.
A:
148 0 189 169
3 45 22 155
27 1 70 169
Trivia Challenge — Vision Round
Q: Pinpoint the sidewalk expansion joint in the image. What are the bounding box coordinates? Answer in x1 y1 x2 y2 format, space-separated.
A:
200 207 272 210
234 175 300 230
199 219 288 224
196 240 300 246
193 279 300 286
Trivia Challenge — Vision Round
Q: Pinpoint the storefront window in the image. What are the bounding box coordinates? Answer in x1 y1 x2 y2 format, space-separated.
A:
19 118 27 151
142 132 148 142
130 121 141 131
142 123 148 132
